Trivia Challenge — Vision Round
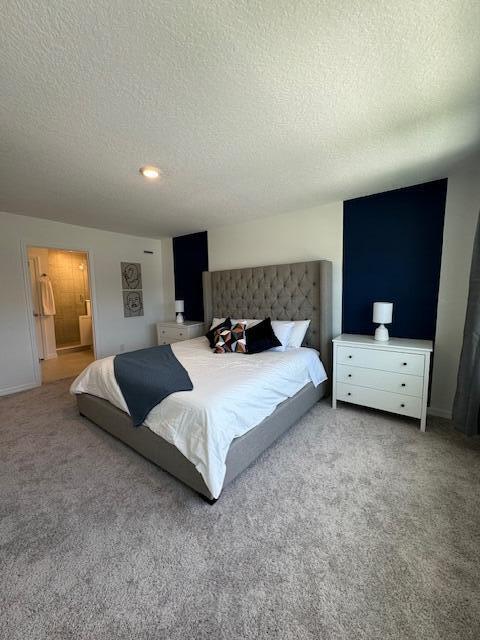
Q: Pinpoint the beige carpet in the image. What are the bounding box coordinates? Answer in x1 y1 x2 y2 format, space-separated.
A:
1 379 479 639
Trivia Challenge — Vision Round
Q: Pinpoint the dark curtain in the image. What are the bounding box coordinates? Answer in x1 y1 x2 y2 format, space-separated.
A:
453 211 480 436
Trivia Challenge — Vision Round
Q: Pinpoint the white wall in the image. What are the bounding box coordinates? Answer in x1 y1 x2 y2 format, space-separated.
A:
208 201 344 336
0 211 174 395
430 159 480 418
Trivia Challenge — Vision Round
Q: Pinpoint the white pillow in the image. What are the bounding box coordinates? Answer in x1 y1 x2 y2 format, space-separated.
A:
273 320 311 348
289 320 311 347
270 321 294 352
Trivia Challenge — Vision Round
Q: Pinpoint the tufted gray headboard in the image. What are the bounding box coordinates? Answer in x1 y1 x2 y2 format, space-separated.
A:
202 261 333 377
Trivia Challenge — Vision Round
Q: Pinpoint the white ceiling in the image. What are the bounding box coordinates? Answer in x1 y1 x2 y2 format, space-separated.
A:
1 1 479 238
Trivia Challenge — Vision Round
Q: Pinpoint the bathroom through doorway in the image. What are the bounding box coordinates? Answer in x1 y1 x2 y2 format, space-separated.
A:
27 246 96 383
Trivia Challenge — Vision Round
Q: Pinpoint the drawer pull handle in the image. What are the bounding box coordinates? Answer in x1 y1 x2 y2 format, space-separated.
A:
348 355 353 359
400 403 405 408
401 383 406 387
179 333 183 336
347 392 352 396
348 374 352 378
402 362 407 366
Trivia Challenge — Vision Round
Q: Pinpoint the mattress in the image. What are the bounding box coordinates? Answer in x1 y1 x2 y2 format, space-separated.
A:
71 337 327 498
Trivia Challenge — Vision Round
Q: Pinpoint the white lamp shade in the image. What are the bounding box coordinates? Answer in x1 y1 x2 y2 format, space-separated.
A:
373 302 393 325
175 300 184 313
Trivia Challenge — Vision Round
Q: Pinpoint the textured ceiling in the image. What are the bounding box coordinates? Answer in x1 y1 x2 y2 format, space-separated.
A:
1 1 479 237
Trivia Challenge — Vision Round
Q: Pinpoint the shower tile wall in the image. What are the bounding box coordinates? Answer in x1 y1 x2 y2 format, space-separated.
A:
48 250 90 347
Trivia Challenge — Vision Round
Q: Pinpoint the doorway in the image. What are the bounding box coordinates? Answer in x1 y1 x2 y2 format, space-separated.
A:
27 246 96 383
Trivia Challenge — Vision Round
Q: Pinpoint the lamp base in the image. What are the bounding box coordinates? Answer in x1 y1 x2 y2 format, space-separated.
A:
176 313 184 324
374 324 389 341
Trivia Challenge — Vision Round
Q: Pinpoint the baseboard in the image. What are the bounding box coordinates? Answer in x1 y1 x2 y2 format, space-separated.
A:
0 380 40 397
43 352 58 360
428 406 453 420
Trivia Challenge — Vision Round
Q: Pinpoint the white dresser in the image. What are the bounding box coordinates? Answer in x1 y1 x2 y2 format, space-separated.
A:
156 320 205 345
332 334 433 431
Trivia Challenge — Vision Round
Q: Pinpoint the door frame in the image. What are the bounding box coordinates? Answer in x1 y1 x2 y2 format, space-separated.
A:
21 240 99 386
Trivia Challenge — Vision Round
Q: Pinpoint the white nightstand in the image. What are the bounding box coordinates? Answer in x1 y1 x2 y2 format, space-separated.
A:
332 334 433 431
156 320 205 345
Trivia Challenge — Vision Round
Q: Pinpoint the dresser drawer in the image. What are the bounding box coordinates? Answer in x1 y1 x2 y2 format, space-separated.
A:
337 383 422 419
156 322 206 345
336 345 425 376
156 326 189 343
167 327 189 340
336 364 424 397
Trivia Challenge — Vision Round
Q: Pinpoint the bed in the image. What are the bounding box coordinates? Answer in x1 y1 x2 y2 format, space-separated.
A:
73 260 333 502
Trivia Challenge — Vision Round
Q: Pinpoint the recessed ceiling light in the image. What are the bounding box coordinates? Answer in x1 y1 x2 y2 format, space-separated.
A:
139 165 160 179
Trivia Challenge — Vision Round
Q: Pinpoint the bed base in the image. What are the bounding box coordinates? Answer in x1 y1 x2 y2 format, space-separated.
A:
76 380 325 501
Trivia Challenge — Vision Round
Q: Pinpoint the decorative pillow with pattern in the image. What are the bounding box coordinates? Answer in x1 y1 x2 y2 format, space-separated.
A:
214 322 247 353
206 317 232 348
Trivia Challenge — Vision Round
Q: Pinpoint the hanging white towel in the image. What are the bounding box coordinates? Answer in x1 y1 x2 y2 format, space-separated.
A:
39 275 56 316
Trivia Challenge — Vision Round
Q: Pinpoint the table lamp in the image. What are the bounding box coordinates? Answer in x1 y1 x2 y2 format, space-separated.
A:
175 300 185 324
373 302 393 341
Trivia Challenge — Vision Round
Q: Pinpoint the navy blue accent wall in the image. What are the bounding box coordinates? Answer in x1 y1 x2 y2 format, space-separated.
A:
343 179 447 340
173 231 208 322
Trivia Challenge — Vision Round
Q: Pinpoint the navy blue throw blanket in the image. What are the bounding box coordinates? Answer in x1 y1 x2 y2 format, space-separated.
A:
113 345 193 427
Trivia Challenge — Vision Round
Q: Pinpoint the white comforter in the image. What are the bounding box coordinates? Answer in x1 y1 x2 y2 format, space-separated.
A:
70 337 327 498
